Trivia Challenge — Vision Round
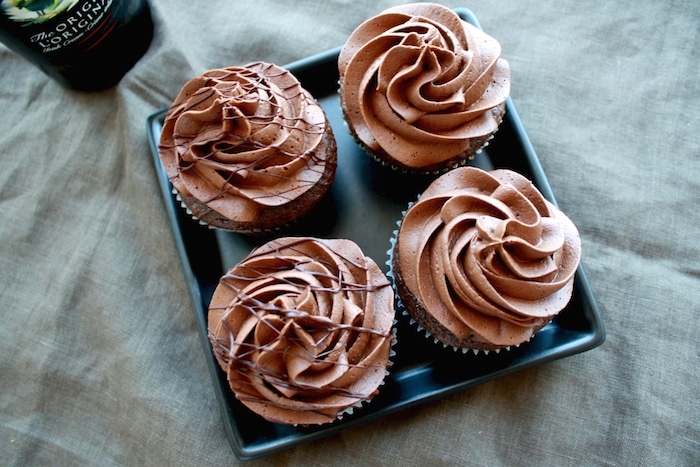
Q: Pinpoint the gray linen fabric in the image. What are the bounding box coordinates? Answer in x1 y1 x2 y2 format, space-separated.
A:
1 1 698 465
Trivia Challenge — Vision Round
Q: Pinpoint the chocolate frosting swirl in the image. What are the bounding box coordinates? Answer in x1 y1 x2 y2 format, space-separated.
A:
338 3 510 169
159 62 333 225
395 167 581 348
208 237 395 425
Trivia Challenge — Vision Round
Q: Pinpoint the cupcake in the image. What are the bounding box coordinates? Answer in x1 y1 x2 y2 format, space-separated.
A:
208 237 396 425
390 167 581 352
158 62 337 234
338 3 510 173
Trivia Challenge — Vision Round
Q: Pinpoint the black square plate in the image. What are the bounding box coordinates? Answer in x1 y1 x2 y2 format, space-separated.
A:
146 7 605 460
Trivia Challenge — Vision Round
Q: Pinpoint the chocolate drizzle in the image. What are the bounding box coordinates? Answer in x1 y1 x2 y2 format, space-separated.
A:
159 62 336 227
208 237 395 425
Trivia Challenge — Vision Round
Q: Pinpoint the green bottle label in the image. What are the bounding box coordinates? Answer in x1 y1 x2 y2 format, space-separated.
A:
1 0 114 54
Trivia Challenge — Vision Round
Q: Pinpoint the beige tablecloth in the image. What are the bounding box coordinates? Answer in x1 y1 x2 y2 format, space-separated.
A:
1 1 698 465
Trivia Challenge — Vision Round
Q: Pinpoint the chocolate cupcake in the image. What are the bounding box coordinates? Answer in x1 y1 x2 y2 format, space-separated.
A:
158 62 337 234
390 167 582 352
208 237 396 425
338 3 510 173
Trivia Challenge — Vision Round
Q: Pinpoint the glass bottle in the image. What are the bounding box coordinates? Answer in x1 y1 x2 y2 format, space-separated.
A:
0 0 154 91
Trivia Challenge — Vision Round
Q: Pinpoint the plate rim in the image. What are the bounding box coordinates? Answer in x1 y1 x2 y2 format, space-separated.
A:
145 6 605 460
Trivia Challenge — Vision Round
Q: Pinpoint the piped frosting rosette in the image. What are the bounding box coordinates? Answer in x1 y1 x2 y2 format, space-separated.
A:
159 62 336 233
208 237 396 425
338 3 510 172
391 167 581 352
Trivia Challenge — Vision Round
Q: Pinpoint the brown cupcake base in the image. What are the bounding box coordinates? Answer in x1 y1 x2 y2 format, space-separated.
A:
339 88 505 174
175 121 337 235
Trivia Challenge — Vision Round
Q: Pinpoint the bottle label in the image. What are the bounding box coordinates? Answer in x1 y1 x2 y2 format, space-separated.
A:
1 0 114 54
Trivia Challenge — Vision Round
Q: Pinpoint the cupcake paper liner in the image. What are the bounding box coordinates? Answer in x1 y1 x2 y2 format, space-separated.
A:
173 188 308 236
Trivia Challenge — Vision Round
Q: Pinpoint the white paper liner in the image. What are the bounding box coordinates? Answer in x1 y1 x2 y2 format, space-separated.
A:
173 188 295 236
